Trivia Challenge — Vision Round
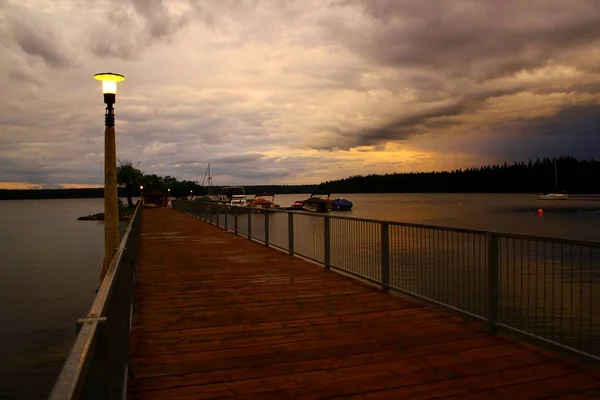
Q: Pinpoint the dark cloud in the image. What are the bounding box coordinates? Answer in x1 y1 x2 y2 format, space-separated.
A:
412 103 600 163
0 157 101 185
495 104 600 160
335 1 600 80
313 101 469 150
89 0 189 59
212 153 265 164
8 10 71 67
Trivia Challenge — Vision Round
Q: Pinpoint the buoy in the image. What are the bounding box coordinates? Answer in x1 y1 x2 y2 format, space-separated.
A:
537 208 544 215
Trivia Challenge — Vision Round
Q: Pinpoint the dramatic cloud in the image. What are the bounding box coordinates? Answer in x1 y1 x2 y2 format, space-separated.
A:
0 0 599 187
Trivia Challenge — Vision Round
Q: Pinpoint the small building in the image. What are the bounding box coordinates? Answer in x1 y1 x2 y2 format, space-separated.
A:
142 189 169 208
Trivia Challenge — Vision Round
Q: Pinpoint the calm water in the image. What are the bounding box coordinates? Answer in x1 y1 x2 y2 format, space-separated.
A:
273 193 600 241
1 194 599 399
0 198 131 400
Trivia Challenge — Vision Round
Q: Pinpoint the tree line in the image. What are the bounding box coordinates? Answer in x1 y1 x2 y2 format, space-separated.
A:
320 156 599 194
1 156 597 201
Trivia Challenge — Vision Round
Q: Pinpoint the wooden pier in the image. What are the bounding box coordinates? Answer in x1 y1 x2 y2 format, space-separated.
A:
128 208 600 399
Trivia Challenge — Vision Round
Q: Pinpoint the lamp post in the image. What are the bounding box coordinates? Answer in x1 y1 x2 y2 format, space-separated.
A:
140 185 144 202
94 72 125 282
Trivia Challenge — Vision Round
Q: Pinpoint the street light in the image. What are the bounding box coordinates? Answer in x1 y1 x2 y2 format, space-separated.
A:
94 72 125 282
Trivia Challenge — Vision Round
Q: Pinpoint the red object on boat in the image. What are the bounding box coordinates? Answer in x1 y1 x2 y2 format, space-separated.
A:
291 200 305 209
253 198 271 204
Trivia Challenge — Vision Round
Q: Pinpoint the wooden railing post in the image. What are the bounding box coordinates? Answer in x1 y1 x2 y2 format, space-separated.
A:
324 216 331 270
224 206 228 231
381 222 390 292
288 212 294 256
487 232 499 334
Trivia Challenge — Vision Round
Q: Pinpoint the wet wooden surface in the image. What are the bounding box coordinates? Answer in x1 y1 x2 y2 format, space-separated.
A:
129 208 600 399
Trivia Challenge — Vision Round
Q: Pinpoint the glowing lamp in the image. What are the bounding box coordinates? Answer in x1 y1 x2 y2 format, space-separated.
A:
94 72 124 128
140 185 144 190
94 73 125 103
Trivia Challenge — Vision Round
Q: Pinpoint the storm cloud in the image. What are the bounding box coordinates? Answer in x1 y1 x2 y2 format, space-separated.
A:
0 0 599 187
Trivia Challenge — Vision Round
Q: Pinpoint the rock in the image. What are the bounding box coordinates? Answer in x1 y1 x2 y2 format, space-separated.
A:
78 213 105 221
78 212 133 221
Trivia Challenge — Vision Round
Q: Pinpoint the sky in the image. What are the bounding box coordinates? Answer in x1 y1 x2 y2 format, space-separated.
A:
0 0 599 188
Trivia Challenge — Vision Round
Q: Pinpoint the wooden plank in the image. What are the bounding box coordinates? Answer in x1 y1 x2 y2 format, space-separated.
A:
128 209 600 399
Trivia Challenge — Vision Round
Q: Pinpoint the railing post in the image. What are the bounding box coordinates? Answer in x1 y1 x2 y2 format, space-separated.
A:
234 207 238 234
288 212 294 256
381 222 390 292
487 232 499 334
324 216 331 270
248 210 252 240
224 206 228 231
210 207 214 225
264 211 270 247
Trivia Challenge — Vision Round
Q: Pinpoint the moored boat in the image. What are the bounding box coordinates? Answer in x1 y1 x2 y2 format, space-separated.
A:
331 197 353 211
249 193 278 209
290 200 305 210
229 194 248 206
539 160 568 200
302 193 332 213
539 193 569 200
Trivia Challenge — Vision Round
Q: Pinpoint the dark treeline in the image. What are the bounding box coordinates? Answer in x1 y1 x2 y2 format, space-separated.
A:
321 157 600 194
220 185 319 195
1 156 598 200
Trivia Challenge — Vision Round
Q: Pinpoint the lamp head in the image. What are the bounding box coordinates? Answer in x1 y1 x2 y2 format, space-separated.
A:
94 72 125 104
140 185 144 190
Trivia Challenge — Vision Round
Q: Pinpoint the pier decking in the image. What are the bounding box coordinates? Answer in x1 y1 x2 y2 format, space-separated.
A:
128 208 600 399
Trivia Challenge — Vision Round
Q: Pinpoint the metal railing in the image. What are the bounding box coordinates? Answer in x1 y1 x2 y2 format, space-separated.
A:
174 200 600 362
49 201 142 399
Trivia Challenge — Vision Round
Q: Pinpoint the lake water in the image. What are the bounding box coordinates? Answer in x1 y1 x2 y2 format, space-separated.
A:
1 194 599 399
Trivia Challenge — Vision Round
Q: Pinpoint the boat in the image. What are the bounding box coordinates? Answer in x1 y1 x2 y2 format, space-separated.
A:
539 159 568 200
302 193 332 213
221 186 246 202
249 193 278 209
539 191 568 200
290 200 305 210
229 194 247 206
331 197 353 211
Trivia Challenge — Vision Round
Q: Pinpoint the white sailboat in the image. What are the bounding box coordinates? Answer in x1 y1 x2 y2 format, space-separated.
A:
539 159 568 200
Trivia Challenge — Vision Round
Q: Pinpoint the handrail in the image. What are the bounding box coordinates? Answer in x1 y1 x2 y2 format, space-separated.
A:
49 201 142 399
47 321 99 399
173 200 600 363
88 203 140 318
264 206 600 247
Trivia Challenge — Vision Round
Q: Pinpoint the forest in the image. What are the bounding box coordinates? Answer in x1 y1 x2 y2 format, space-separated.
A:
0 156 597 200
320 157 599 194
